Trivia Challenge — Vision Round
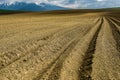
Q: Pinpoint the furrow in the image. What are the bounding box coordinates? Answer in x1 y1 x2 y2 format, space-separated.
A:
33 26 91 80
91 17 120 80
33 18 100 80
108 16 120 23
0 26 77 70
79 17 103 80
34 37 81 80
106 17 120 52
57 17 103 80
0 25 89 80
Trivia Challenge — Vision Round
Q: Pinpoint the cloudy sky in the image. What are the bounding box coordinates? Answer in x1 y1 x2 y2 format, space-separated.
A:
0 0 120 8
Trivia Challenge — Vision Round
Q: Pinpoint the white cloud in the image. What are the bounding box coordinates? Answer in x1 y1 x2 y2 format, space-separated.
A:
97 0 104 1
0 0 120 8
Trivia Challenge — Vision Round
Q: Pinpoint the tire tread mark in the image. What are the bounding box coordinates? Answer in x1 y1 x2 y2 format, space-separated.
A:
34 36 83 80
34 26 92 80
47 39 80 80
0 26 75 70
106 17 120 52
79 17 103 80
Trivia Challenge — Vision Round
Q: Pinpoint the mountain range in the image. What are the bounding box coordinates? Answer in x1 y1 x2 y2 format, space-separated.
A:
0 2 68 11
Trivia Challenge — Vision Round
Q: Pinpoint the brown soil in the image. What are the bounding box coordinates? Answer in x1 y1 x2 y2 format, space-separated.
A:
0 10 120 80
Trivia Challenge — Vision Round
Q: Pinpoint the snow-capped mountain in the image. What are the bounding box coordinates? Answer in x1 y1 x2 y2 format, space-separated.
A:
0 2 68 11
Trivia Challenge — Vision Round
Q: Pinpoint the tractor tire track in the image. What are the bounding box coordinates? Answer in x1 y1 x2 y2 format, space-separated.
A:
33 26 92 80
91 17 120 80
0 25 78 70
34 37 81 80
108 16 120 23
79 17 103 80
47 17 102 80
0 25 90 80
108 16 120 26
106 17 120 52
34 17 102 80
56 17 103 80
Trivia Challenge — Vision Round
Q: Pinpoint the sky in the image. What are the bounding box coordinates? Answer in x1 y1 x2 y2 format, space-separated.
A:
0 0 120 8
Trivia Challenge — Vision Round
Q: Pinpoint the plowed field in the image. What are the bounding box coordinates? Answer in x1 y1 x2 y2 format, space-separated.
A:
0 10 120 80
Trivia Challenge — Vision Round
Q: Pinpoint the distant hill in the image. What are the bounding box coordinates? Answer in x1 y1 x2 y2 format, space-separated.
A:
102 7 120 10
0 9 20 13
0 7 119 15
0 2 68 11
0 9 25 15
